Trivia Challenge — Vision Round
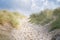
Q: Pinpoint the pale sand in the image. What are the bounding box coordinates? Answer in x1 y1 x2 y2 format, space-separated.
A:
0 18 60 40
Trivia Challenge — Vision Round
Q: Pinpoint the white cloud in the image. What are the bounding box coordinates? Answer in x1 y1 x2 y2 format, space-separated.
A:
31 0 48 11
12 0 60 15
31 0 45 12
30 0 60 13
57 0 60 2
46 0 59 9
3 0 60 15
12 0 31 5
31 0 36 9
22 0 30 3
43 0 49 6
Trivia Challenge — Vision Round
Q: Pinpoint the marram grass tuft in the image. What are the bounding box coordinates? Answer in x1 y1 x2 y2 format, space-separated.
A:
0 10 26 29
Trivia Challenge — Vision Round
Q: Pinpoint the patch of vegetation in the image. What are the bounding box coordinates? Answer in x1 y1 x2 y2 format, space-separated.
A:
29 7 60 31
0 10 26 29
29 9 53 25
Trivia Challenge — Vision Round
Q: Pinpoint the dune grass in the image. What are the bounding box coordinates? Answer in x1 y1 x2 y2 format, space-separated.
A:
0 10 26 29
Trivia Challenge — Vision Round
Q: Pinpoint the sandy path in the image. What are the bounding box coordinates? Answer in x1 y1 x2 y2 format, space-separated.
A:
0 18 58 40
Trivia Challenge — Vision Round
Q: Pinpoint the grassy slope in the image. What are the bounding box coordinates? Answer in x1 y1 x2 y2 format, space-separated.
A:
0 10 26 29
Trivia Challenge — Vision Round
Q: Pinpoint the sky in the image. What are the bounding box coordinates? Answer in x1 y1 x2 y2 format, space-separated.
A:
0 0 60 16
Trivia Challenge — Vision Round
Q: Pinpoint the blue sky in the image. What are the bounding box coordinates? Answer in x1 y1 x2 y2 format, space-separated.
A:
0 0 60 16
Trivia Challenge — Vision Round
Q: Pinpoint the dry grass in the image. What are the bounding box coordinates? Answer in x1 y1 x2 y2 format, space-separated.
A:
0 10 26 29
